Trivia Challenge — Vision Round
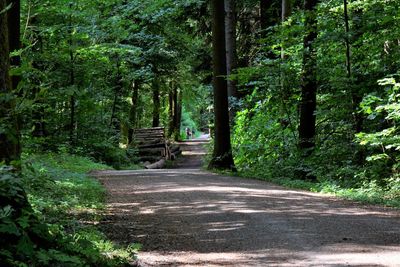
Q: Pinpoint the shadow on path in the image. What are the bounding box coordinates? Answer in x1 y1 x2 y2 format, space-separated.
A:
95 140 400 266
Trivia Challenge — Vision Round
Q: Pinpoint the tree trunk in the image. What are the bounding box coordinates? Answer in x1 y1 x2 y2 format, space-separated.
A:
208 0 235 171
343 0 351 79
172 86 179 140
152 81 160 127
176 88 182 140
168 83 180 140
260 0 272 33
110 57 122 131
168 85 175 137
281 0 292 59
351 7 363 134
7 0 21 159
298 0 319 153
7 0 20 91
260 0 279 37
225 0 238 121
280 0 292 101
68 5 76 145
29 15 47 139
343 0 362 132
0 0 20 167
128 81 140 145
345 3 364 164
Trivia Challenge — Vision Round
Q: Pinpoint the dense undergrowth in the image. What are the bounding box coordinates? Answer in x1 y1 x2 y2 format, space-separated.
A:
232 76 400 208
229 0 400 209
0 154 139 266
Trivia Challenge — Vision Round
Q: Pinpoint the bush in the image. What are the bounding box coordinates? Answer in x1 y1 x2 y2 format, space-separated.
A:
0 154 139 266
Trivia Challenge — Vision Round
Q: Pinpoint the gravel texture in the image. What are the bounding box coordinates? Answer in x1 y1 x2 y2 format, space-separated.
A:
95 140 400 266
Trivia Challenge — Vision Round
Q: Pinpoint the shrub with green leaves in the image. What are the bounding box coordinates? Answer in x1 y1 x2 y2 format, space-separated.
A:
0 154 139 266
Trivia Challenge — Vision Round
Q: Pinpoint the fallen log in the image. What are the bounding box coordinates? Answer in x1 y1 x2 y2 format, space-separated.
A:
144 159 166 169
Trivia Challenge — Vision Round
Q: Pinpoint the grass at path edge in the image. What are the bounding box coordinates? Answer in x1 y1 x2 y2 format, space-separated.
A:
212 168 400 209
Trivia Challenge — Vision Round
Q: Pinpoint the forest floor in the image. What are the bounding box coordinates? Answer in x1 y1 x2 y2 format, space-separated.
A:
95 139 400 267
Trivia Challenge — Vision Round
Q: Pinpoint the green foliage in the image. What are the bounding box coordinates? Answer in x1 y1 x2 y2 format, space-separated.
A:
232 0 400 207
0 154 138 266
19 0 208 165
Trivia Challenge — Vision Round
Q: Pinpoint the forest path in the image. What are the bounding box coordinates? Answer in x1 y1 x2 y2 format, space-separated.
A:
95 140 400 266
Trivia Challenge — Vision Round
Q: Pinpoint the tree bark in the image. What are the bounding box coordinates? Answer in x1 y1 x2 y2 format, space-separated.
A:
168 83 180 140
281 0 291 59
168 88 174 137
343 0 351 79
176 88 182 140
110 57 122 131
350 7 363 134
208 0 235 171
0 0 20 167
128 81 140 145
298 0 319 153
260 0 279 37
68 4 76 145
280 0 292 101
225 0 238 121
7 0 21 159
7 0 20 91
31 23 47 138
172 86 179 140
152 80 160 127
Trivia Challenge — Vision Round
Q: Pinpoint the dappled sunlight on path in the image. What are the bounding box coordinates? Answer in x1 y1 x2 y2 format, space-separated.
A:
96 168 400 266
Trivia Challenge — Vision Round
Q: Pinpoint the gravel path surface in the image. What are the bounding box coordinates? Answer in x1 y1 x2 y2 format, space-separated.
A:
95 140 400 266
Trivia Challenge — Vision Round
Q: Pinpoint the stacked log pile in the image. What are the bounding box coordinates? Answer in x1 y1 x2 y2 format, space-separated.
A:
132 127 181 169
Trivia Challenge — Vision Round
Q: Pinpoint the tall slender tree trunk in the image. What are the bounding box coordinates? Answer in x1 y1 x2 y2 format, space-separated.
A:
0 0 20 167
168 83 180 140
343 0 351 79
1 2 48 240
344 2 364 163
68 5 76 145
260 0 273 34
225 0 238 121
281 0 291 59
168 87 174 136
280 0 292 97
128 81 139 145
172 86 179 140
7 0 20 91
208 0 235 170
110 57 122 131
350 7 363 134
176 88 182 140
31 17 47 138
260 0 280 59
7 0 21 160
298 0 319 154
152 80 160 127
260 0 280 37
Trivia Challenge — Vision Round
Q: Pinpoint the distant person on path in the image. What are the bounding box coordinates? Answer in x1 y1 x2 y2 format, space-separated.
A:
186 128 191 139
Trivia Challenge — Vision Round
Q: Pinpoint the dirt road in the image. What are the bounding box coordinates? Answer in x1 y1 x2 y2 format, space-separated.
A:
96 140 400 266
